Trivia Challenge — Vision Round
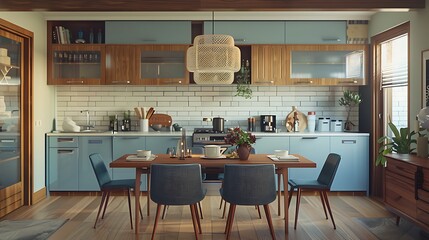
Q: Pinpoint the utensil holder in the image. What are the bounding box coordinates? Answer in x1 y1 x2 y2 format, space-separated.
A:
140 119 149 132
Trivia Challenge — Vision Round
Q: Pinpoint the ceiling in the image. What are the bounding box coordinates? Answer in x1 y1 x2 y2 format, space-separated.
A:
0 0 425 11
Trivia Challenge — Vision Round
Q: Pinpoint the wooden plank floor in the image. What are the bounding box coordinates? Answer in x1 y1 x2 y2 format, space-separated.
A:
0 194 393 240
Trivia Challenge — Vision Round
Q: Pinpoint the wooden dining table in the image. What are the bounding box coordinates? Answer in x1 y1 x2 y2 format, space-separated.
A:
110 153 316 237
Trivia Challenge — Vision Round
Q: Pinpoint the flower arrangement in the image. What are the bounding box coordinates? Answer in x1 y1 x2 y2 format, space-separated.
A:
225 127 256 146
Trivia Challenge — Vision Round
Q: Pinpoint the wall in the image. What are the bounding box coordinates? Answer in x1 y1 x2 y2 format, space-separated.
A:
0 13 52 193
55 85 359 132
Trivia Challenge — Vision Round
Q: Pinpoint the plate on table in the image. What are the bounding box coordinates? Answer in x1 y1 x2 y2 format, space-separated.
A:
267 155 299 161
126 154 157 161
200 155 227 160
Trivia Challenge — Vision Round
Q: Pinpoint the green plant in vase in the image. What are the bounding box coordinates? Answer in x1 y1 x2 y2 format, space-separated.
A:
235 60 252 99
339 90 361 131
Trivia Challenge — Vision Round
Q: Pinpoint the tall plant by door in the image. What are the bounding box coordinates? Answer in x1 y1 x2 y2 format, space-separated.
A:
339 90 361 131
376 120 417 166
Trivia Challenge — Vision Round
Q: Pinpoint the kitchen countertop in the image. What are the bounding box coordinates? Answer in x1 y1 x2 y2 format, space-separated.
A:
46 131 369 137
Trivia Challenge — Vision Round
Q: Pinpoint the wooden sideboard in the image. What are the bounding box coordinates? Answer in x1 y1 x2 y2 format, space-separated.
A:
384 153 429 231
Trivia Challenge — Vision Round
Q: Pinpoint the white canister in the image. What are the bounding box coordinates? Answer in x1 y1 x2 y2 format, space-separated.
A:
330 120 343 132
307 112 316 132
140 119 149 132
317 118 330 132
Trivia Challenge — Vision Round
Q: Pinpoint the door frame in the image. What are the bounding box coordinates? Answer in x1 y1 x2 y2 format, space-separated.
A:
370 22 410 199
0 18 34 206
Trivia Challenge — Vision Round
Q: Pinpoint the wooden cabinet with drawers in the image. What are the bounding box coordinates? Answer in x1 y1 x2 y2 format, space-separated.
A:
384 154 429 231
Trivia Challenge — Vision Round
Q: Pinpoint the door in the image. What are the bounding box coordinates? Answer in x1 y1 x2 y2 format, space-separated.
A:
0 28 23 217
371 22 410 198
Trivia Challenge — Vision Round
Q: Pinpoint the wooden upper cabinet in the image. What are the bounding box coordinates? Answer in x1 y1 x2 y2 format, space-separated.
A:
287 44 368 86
251 45 287 85
137 45 189 85
105 45 138 85
48 44 105 85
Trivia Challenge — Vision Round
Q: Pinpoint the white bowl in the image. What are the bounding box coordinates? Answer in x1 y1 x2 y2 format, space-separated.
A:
274 150 289 157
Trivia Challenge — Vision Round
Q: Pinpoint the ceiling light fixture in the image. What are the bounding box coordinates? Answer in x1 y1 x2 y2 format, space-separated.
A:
186 12 241 84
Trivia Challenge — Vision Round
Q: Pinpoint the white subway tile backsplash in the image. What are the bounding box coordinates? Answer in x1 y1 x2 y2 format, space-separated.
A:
55 85 359 132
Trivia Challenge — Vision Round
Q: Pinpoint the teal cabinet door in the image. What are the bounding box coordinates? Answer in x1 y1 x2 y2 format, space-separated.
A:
204 21 285 44
285 21 347 44
330 136 369 193
47 136 79 191
112 136 146 190
145 136 188 154
106 21 191 44
289 136 330 180
78 137 112 191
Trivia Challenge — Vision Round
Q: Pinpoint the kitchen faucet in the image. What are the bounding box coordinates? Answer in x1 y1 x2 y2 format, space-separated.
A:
80 110 94 131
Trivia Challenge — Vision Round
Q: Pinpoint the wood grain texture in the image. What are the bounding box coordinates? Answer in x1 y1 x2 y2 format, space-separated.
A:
251 45 287 85
0 0 424 11
0 195 394 240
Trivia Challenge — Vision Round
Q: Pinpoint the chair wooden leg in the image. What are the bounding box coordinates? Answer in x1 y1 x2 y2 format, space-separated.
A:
319 191 328 219
139 192 144 219
190 204 200 240
101 191 110 219
194 204 202 234
222 201 228 219
294 188 302 230
224 203 234 234
263 204 276 240
288 186 294 209
219 197 224 209
226 204 237 240
396 216 401 225
322 191 336 229
151 204 162 240
277 173 281 216
161 205 168 219
256 205 262 219
127 189 133 229
94 191 107 229
198 201 204 219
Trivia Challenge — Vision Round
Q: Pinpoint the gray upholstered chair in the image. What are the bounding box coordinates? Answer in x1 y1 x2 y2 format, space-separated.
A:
150 163 206 240
220 164 277 240
288 153 341 229
89 153 143 229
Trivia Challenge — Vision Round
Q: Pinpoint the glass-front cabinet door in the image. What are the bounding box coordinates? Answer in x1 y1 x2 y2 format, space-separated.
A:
287 44 368 85
48 45 105 85
138 45 189 85
0 30 22 204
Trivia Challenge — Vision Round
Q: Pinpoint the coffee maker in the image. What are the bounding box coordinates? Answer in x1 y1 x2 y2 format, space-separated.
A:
260 115 276 132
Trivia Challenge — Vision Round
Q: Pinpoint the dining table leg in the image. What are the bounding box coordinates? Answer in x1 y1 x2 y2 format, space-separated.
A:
135 168 142 234
281 168 289 235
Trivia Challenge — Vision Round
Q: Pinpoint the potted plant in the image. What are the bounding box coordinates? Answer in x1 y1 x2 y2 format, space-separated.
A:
235 60 252 99
376 120 417 166
339 90 362 131
225 127 256 160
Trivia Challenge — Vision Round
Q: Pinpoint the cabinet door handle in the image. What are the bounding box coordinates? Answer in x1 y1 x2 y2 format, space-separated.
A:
111 80 130 84
57 149 75 155
57 138 75 143
294 80 314 84
338 80 358 84
66 80 84 84
322 38 341 42
254 81 274 84
234 38 246 42
0 149 17 153
342 140 357 144
157 65 160 75
88 139 103 144
0 139 15 143
301 137 318 140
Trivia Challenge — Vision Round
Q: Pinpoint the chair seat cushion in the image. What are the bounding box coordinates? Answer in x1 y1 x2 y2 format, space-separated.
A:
101 179 138 190
288 179 329 190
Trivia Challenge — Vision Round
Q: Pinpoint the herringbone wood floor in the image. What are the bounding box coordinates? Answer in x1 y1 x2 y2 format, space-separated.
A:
1 194 393 240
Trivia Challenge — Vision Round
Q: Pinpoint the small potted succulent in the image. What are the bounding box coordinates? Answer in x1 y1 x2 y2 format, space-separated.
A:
225 127 256 160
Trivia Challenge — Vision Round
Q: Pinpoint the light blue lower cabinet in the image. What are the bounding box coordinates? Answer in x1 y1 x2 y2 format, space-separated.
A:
78 137 112 191
48 147 79 191
112 136 146 190
289 136 330 181
330 136 369 193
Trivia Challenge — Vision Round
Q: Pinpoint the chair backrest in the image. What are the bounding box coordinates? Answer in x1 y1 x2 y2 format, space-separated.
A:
222 164 276 205
150 164 205 205
89 153 112 188
317 153 341 188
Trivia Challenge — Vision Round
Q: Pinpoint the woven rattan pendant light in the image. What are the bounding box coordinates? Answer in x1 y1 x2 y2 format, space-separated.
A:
187 12 241 84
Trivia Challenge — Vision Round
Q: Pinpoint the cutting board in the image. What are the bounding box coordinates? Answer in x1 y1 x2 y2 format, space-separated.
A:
285 108 307 132
149 113 172 127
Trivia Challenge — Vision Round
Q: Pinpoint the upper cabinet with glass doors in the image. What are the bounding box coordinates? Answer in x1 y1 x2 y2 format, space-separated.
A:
287 44 368 85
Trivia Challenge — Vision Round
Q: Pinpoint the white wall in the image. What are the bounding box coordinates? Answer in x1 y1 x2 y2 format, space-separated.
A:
0 13 53 192
369 1 429 124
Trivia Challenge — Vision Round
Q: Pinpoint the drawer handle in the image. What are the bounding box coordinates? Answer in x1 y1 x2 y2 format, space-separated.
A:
342 140 356 144
302 137 318 140
0 139 15 143
58 149 74 154
88 139 103 144
0 149 17 153
58 138 75 142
